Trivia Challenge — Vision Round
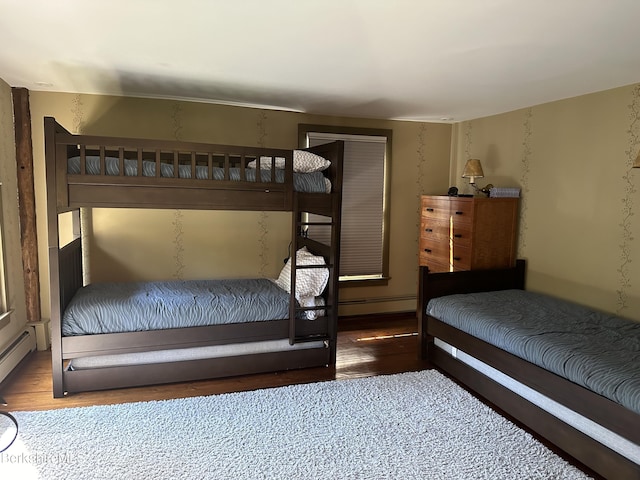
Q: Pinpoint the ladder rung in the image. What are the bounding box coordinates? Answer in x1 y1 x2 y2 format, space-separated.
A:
297 221 335 226
295 305 333 311
295 264 333 269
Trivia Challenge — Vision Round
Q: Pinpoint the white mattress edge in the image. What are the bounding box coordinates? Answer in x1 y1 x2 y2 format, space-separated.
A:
434 338 640 464
69 339 326 370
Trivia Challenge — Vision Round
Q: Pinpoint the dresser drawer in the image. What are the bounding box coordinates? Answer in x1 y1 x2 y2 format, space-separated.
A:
421 197 450 220
423 259 450 273
449 199 474 224
451 223 472 247
419 240 450 267
451 244 471 270
420 218 449 243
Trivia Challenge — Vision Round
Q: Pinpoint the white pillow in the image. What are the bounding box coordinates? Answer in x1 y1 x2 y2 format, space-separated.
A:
299 296 326 320
292 150 331 173
275 247 329 300
247 151 331 173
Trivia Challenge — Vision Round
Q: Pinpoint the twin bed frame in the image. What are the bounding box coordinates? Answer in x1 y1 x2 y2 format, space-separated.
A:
44 117 343 398
418 262 640 480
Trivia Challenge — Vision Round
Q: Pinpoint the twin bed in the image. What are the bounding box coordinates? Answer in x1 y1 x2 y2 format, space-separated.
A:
419 261 640 479
45 117 344 399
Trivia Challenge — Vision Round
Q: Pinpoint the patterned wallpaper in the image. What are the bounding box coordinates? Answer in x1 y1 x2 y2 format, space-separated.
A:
457 113 532 259
617 84 640 314
463 88 639 317
63 97 281 282
256 111 270 277
415 122 428 194
71 94 92 285
518 108 533 257
463 122 472 161
71 94 84 132
415 122 428 265
171 102 186 280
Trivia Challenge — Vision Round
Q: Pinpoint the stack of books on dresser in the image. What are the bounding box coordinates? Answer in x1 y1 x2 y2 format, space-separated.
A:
489 187 521 198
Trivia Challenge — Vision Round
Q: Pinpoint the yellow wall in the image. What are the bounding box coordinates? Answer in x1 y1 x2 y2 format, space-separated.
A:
453 84 640 321
0 79 28 342
28 92 452 320
8 82 640 326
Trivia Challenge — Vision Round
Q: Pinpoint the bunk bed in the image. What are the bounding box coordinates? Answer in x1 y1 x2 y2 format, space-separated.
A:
44 117 344 398
418 261 640 480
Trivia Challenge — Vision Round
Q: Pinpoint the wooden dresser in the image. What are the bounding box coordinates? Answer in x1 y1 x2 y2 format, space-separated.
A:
419 195 518 272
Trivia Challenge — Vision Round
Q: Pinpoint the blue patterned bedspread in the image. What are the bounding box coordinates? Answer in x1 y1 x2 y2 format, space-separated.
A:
62 278 291 336
67 156 328 193
426 289 640 415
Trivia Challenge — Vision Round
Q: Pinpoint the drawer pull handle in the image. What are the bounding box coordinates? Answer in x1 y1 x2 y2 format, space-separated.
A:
454 234 462 238
425 228 433 233
426 208 434 212
424 249 432 253
453 256 461 261
455 211 463 215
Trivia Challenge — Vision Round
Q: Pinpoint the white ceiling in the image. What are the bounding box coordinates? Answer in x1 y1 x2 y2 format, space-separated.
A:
1 0 640 122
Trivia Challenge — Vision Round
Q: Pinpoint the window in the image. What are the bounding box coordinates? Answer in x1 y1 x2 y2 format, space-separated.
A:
299 125 391 285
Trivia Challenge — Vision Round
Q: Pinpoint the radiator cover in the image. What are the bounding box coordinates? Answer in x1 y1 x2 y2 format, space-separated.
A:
0 328 36 384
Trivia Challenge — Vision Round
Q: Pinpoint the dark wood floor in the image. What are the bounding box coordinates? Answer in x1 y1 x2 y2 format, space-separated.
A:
1 313 428 411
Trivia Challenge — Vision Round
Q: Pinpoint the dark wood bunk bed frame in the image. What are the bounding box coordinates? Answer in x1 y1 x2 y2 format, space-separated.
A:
418 261 640 480
44 117 344 399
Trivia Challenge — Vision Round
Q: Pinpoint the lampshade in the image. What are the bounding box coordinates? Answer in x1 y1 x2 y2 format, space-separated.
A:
461 158 484 183
634 150 640 168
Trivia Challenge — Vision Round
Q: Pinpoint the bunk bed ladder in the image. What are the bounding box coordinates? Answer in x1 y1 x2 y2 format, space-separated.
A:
288 194 341 352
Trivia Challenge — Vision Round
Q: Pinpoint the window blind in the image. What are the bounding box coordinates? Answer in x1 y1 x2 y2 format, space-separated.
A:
307 133 386 278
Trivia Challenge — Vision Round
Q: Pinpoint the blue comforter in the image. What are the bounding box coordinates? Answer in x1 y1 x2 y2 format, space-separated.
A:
426 289 640 415
67 156 328 193
62 278 292 336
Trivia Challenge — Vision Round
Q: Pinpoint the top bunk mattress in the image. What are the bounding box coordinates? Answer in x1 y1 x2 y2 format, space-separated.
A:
426 289 640 415
67 156 331 193
63 278 296 336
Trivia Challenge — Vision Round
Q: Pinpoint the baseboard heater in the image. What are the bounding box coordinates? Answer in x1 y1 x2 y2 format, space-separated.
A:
0 329 36 384
339 294 416 306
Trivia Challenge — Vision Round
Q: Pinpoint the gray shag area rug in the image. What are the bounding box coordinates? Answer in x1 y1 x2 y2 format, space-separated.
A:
2 370 590 479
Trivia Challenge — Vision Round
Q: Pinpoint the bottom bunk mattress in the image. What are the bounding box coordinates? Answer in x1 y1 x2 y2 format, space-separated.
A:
426 289 640 415
62 278 313 336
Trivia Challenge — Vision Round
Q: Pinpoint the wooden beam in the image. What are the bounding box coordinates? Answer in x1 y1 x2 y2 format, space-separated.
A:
12 87 41 323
